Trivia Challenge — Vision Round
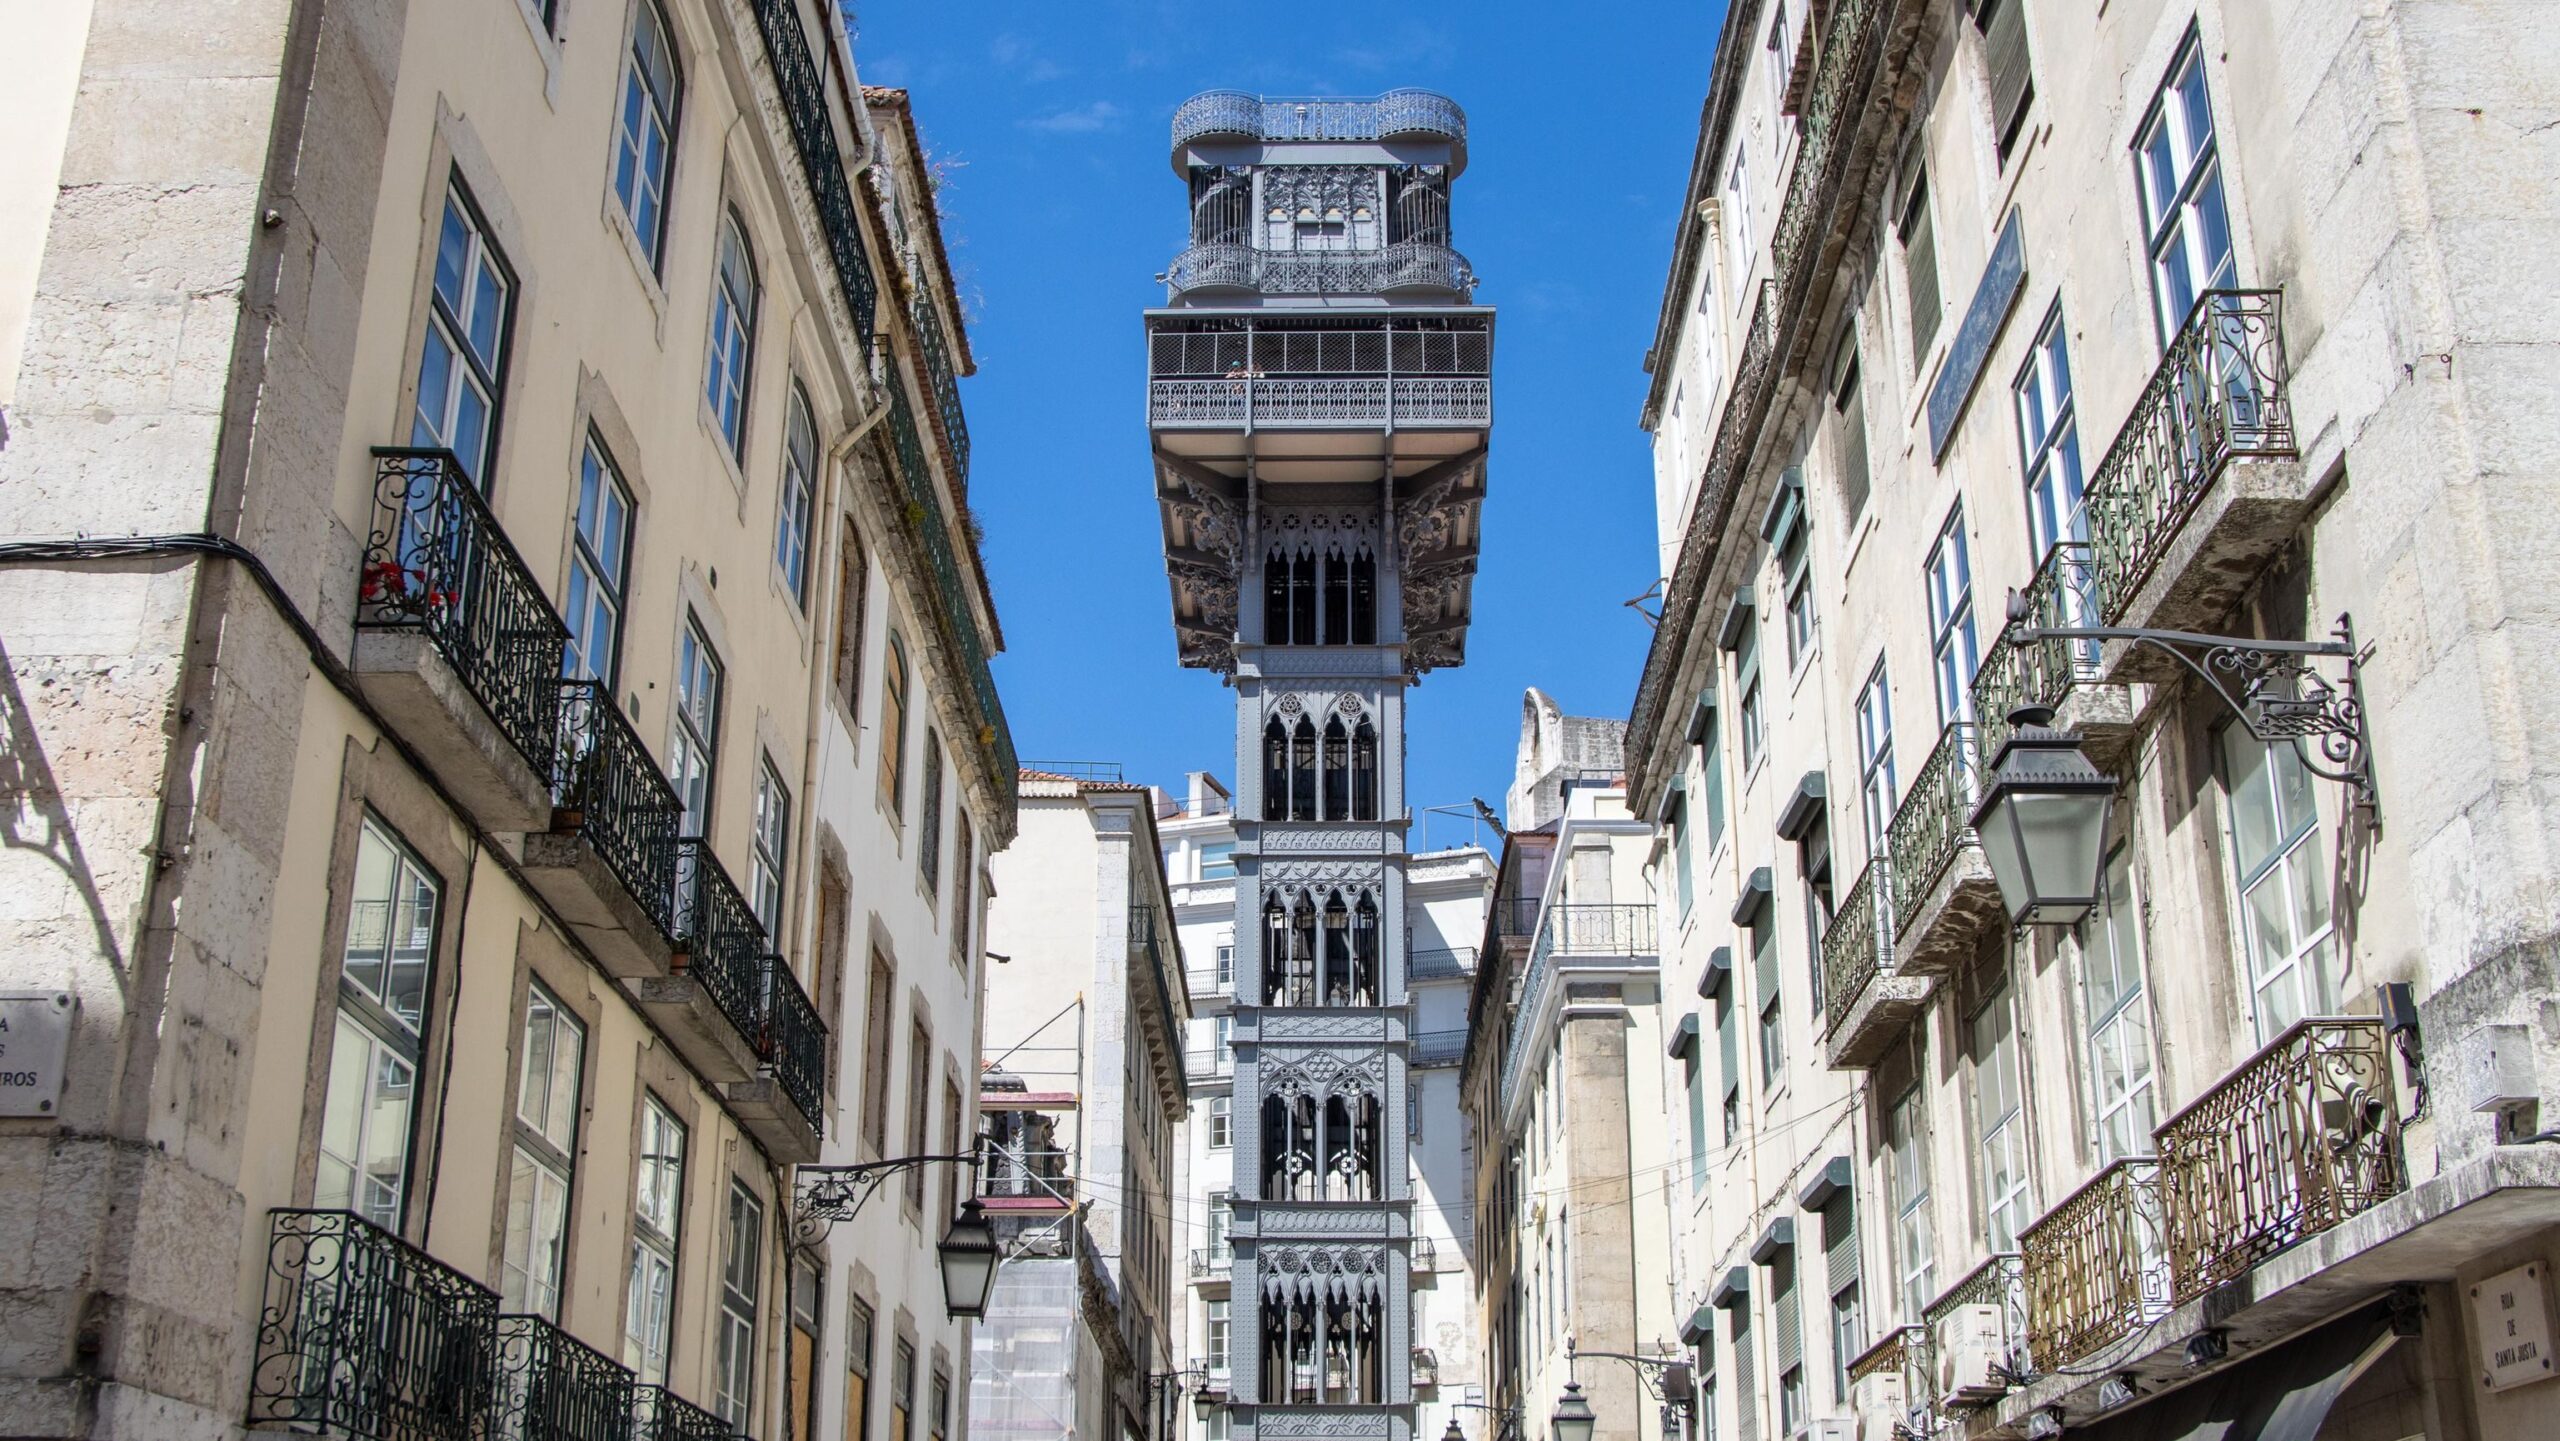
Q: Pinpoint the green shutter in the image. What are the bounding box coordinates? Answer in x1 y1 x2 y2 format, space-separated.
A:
1823 1194 1860 1299
1980 0 2034 150
1773 1251 1802 1378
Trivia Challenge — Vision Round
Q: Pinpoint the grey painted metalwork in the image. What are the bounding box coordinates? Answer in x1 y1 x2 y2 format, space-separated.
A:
1171 89 1467 149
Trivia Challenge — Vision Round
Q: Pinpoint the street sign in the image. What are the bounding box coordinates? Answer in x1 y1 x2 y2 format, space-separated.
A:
0 992 76 1118
2473 1262 2556 1392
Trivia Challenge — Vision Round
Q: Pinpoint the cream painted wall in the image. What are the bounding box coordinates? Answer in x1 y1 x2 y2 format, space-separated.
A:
0 0 92 406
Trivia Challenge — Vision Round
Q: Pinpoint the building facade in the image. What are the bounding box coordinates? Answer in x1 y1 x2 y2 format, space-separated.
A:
1459 695 1673 1441
1632 3 2560 1440
975 770 1191 1441
1144 87 1494 1441
1160 773 1493 1441
0 4 1010 1440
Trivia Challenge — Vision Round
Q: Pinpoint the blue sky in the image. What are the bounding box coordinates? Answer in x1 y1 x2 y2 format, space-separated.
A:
857 2 1726 834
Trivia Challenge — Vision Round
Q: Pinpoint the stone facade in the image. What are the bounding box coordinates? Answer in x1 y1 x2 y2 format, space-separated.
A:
0 5 1009 1439
1632 3 2560 1439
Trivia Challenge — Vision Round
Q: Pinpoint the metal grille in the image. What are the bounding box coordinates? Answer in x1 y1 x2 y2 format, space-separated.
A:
1163 241 1476 300
2018 1156 2168 1371
1170 89 1466 147
491 1312 637 1441
552 680 685 943
248 1209 497 1440
1820 858 1891 1037
748 0 876 350
674 838 767 1043
907 296 970 486
630 1382 732 1441
880 386 1018 805
1884 724 1983 938
1970 543 2100 757
760 953 827 1135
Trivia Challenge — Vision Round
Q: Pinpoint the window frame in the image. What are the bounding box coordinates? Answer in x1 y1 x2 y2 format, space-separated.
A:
412 179 515 488
611 0 682 270
919 730 944 897
1888 1083 1934 1322
2080 844 2159 1161
777 382 818 606
1924 506 1981 728
2219 730 2336 1039
1970 984 2032 1251
2134 31 2237 347
750 758 791 938
706 208 760 460
1898 159 1942 361
624 1094 687 1386
1855 665 1897 855
501 977 585 1319
2014 305 2088 557
565 434 633 686
712 1182 763 1426
316 815 444 1232
669 615 724 837
880 631 911 818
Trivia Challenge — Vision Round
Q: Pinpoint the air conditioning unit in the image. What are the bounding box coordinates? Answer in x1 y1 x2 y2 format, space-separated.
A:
1935 1303 2010 1408
1789 1420 1852 1441
1850 1369 1905 1441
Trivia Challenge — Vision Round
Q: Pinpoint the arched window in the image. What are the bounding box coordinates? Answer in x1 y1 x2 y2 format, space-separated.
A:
1289 548 1318 644
1263 719 1290 821
1350 547 1378 643
1321 892 1351 1003
1274 893 1314 1006
1351 893 1381 1003
1323 546 1352 645
1264 551 1291 646
1321 716 1350 818
776 384 817 605
1260 1281 1384 1403
1289 718 1317 820
706 210 758 458
1262 1094 1316 1201
612 0 682 269
1350 719 1379 821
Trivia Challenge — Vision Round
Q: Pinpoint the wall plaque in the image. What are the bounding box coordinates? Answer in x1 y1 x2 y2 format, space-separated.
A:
2473 1261 2555 1391
0 992 76 1117
1926 207 2027 461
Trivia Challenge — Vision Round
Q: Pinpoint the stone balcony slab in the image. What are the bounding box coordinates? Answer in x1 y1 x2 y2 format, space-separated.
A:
2100 455 2313 685
627 972 757 1084
352 630 554 834
1892 847 2004 979
520 831 677 981
722 1077 820 1165
1825 969 1934 1071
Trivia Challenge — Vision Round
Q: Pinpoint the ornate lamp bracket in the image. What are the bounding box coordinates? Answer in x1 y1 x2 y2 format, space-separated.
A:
2012 609 2381 825
792 1145 983 1244
1563 1334 1696 1415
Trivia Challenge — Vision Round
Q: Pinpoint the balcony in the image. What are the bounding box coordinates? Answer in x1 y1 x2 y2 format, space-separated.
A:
723 953 826 1164
632 840 764 1085
1409 1029 1467 1069
1188 1045 1235 1081
1846 1325 1919 1430
1184 967 1235 998
630 1383 733 1441
1411 1235 1438 1277
1171 88 1467 150
1497 903 1659 1114
2086 290 2304 682
907 295 970 486
247 1209 498 1439
1162 241 1477 302
880 385 1017 810
982 1147 1075 1209
748 0 875 346
1248 1405 1400 1440
1407 946 1477 981
1883 724 2004 978
2155 1017 2401 1303
1970 543 2135 765
1922 1252 2027 1416
1191 1246 1234 1281
522 680 684 979
2018 1156 2170 1373
1148 372 1491 430
354 449 568 834
1411 1347 1439 1389
491 1312 637 1441
1820 858 1928 1070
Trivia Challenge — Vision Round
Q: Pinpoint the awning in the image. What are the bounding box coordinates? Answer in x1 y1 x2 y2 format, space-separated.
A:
2067 1303 2398 1441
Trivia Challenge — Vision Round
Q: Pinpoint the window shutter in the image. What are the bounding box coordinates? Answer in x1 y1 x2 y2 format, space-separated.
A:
1979 0 2034 152
1730 1308 1758 1441
1772 1251 1803 1376
1823 1194 1860 1298
1901 173 1941 357
1718 996 1740 1082
1753 920 1781 1009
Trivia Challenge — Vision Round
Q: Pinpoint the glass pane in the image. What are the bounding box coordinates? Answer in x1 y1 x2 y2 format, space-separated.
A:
2222 730 2280 873
314 1014 371 1212
466 256 506 372
413 328 457 452
434 200 470 315
357 1045 416 1229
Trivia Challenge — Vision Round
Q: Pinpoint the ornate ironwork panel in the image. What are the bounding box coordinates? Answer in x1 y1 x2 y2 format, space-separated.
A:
1820 857 1891 1036
1497 905 1660 1115
2085 290 2296 620
491 1312 637 1441
630 1382 733 1441
748 0 877 349
1768 0 1892 294
1885 724 1982 937
1172 89 1465 147
361 448 570 778
1971 543 2101 756
1165 242 1475 300
908 295 971 485
552 679 685 943
2156 1018 2400 1302
2018 1157 2169 1371
759 953 827 1134
881 385 1018 803
673 839 765 1042
247 1209 498 1440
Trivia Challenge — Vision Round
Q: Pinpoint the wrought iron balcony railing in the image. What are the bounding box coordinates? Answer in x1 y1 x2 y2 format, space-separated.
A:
982 1148 1076 1203
1171 89 1466 148
1820 857 1892 1037
1191 1246 1234 1279
882 385 1017 806
748 0 876 351
1768 0 1893 306
758 953 827 1135
248 1209 498 1440
630 1382 732 1441
2018 1156 2169 1372
1533 903 1659 961
361 448 570 777
1971 543 2102 757
2085 289 2297 621
1412 1235 1437 1274
1409 1029 1469 1067
1491 896 1542 940
907 295 970 486
491 1312 637 1441
2156 1017 2400 1302
1885 723 1983 938
1163 241 1477 300
1148 375 1492 429
551 680 686 942
672 839 767 1044
1923 1251 2027 1414
1407 946 1478 981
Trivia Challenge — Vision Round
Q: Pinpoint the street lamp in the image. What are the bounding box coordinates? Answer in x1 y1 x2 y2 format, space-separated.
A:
1970 705 2117 927
936 1197 1001 1319
1443 1418 1468 1441
1549 1382 1597 1441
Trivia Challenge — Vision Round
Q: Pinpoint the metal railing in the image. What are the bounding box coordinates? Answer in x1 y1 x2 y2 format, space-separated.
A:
1411 1347 1440 1388
982 1148 1076 1203
1768 0 1894 301
630 1382 732 1441
1407 946 1478 981
1148 320 1491 380
1846 1324 1920 1383
758 954 827 1135
1188 1046 1235 1079
2018 1156 2169 1372
1191 1246 1234 1279
1021 759 1127 782
1171 89 1466 147
1820 857 1891 1037
1148 374 1491 428
2086 289 2297 621
673 839 766 1044
1923 1250 2027 1338
551 680 685 942
361 448 569 778
1410 1029 1468 1067
747 0 876 350
248 1209 498 1439
1164 241 1476 299
491 1312 636 1441
1533 903 1658 960
1491 896 1542 939
1185 966 1234 996
881 385 1017 806
1412 1236 1438 1274
1971 543 2102 757
1885 724 1984 938
2156 1017 2400 1302
907 295 970 485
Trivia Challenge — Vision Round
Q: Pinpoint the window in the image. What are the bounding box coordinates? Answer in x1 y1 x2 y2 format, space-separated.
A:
2137 34 2235 344
1724 150 1752 290
612 0 680 268
667 618 723 836
1201 842 1237 880
835 522 869 714
1683 1038 1709 1192
1207 1095 1231 1149
1213 1015 1234 1076
1764 1 1792 122
792 1255 823 1441
1801 821 1833 1016
1700 715 1728 851
845 1296 875 1441
1207 1297 1232 1373
951 811 975 970
880 632 911 816
1717 989 1742 1144
317 818 441 1229
2015 307 2088 557
919 732 944 897
777 384 818 605
1888 1084 1934 1321
891 1338 916 1440
1821 1192 1862 1403
1754 914 1783 1088
1976 0 2035 158
2222 732 2334 1036
412 183 512 485
1831 328 1871 522
1670 788 1695 919
2083 847 2158 1160
862 950 895 1155
624 1096 686 1385
707 210 758 459
1831 1283 1863 1405
751 760 790 937
939 1076 963 1226
1736 629 1766 776
1899 162 1941 358
1260 544 1376 646
1924 509 1980 727
930 1369 950 1441
1855 666 1897 853
713 1183 762 1425
1779 514 1815 671
904 1020 933 1211
502 980 583 1318
1214 940 1235 986
565 437 632 684
1972 986 2031 1251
